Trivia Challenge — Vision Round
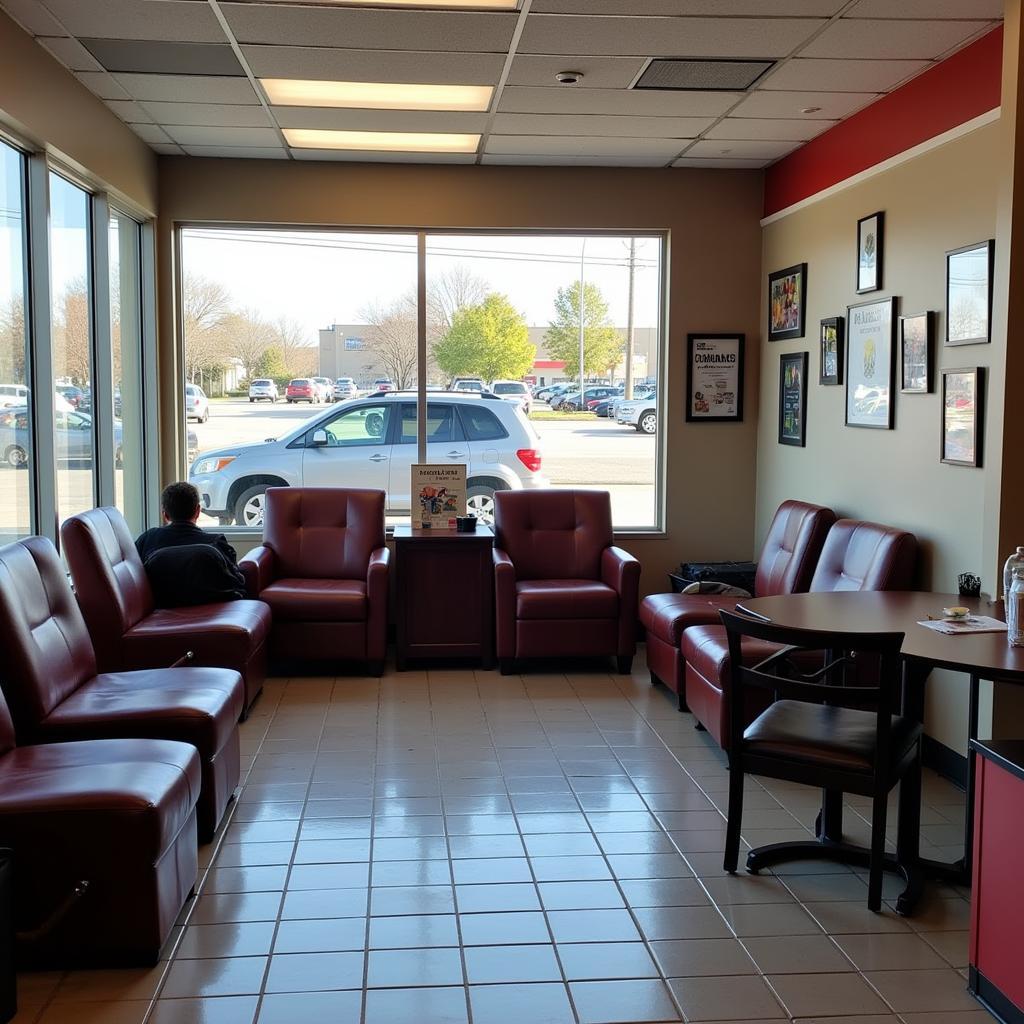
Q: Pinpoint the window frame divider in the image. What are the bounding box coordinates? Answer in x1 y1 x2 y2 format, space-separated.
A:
90 192 115 510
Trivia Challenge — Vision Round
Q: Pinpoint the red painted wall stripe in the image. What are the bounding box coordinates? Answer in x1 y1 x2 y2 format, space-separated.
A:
764 26 1003 218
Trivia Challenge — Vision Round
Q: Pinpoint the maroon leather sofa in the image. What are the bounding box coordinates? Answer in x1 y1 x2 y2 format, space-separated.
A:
0 684 199 966
493 489 640 674
61 506 269 714
683 518 918 748
239 487 390 674
641 500 836 709
0 537 243 841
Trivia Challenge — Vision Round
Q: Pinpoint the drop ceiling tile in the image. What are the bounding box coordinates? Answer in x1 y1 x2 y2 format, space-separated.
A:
291 149 477 163
507 55 646 89
760 57 931 92
104 99 154 123
138 102 273 127
271 107 488 133
517 15 822 58
492 112 714 137
183 145 289 159
242 45 505 84
37 36 104 72
802 18 992 59
130 123 173 145
81 39 244 76
112 73 260 104
532 0 844 12
498 86 738 117
221 4 516 51
847 0 1001 17
164 125 281 147
0 0 64 35
732 89 878 119
151 143 185 155
673 156 770 168
74 71 133 101
706 116 835 141
482 153 668 166
684 137 800 159
485 135 685 158
41 0 227 42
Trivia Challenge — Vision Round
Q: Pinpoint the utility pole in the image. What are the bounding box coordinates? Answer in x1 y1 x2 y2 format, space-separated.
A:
624 237 636 400
578 238 587 401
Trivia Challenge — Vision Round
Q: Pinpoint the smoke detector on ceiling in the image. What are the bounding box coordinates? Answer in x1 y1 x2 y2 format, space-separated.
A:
555 71 584 85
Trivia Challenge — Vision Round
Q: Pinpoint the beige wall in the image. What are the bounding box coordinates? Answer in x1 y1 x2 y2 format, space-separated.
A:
157 158 766 595
758 122 1002 752
0 11 156 213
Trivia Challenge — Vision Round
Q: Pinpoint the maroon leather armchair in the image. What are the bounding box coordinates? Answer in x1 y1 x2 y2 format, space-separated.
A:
239 487 390 674
61 506 269 714
0 683 200 966
683 518 918 748
0 537 243 841
641 500 836 709
493 489 640 674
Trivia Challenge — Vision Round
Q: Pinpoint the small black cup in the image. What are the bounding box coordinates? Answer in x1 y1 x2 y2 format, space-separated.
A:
958 572 982 597
456 515 477 533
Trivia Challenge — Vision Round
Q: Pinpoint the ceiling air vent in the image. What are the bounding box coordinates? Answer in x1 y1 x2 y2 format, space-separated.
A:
633 58 774 92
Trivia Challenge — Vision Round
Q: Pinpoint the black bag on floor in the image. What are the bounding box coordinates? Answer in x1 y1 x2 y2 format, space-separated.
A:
669 560 757 595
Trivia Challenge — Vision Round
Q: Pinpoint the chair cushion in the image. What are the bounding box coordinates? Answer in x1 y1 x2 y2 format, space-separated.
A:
261 578 367 622
681 625 781 687
744 700 922 774
0 737 200 859
124 600 270 661
640 593 736 645
38 667 243 756
516 580 618 620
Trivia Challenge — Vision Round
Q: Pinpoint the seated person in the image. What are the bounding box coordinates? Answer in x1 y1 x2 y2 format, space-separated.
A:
136 482 245 607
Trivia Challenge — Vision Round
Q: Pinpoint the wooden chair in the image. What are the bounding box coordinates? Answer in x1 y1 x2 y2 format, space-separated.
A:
719 609 923 912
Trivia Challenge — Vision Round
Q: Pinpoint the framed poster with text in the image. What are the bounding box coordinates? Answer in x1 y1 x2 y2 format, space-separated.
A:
778 351 808 447
412 463 466 529
685 334 744 422
845 296 896 430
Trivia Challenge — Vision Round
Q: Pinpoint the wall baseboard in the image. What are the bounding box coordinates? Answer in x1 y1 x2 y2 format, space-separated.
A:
922 735 967 790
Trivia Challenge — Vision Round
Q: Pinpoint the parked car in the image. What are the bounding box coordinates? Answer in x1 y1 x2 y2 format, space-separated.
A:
248 379 279 403
312 376 334 403
0 406 122 467
189 391 547 528
285 378 318 404
616 390 658 434
555 386 620 412
333 377 358 401
489 380 531 415
0 384 28 408
57 384 85 409
185 383 209 422
372 377 395 392
537 383 571 403
450 378 487 394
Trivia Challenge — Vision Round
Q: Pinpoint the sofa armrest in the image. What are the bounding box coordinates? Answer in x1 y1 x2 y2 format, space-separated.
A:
366 546 391 661
493 547 517 660
239 545 275 598
602 546 641 657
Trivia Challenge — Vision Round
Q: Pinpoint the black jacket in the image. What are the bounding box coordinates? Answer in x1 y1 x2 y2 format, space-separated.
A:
136 521 239 565
135 523 245 608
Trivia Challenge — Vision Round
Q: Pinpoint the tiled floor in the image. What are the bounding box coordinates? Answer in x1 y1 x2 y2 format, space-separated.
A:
15 651 991 1024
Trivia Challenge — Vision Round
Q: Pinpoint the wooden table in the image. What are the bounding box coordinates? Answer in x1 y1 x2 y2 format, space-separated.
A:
739 590 1023 911
393 524 494 670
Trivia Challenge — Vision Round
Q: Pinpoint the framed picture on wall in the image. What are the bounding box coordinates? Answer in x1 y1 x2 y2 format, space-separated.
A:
946 239 994 346
768 263 807 341
899 311 933 393
941 366 984 467
856 211 884 294
845 296 896 429
819 316 844 385
778 351 808 447
686 334 744 422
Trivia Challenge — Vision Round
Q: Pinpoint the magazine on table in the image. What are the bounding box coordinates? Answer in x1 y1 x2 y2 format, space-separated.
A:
412 464 466 530
917 615 1007 635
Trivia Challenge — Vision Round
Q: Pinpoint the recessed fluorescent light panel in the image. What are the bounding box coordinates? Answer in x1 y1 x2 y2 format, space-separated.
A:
261 0 518 8
263 79 493 112
283 128 481 153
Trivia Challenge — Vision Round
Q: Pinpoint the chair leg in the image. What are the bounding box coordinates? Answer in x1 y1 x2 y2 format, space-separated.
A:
499 658 516 675
694 721 706 731
367 659 385 678
616 656 633 675
649 671 659 687
867 786 889 912
723 763 745 873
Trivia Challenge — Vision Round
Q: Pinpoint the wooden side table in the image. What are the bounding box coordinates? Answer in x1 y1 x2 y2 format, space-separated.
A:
394 524 494 670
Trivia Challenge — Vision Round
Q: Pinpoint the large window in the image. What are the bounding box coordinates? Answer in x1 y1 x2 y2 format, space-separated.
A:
0 141 30 542
49 172 94 524
180 228 664 531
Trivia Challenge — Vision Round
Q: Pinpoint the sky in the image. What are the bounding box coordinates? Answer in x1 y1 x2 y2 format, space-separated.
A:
181 229 664 346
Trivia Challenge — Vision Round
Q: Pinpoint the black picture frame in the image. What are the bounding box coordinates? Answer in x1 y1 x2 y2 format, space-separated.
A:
941 366 984 467
845 295 897 430
856 211 884 294
685 334 744 422
900 311 933 394
945 239 994 346
768 263 807 342
778 351 808 447
819 316 844 385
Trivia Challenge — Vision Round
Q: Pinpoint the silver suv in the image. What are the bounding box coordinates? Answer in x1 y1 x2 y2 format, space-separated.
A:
190 391 548 527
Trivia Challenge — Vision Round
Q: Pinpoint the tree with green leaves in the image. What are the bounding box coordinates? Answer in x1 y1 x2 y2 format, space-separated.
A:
434 293 535 383
544 281 624 378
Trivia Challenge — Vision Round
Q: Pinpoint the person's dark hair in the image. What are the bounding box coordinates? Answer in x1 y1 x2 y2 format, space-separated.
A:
162 481 201 522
